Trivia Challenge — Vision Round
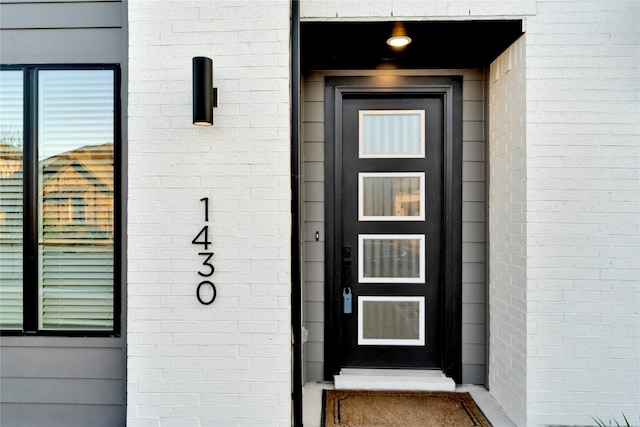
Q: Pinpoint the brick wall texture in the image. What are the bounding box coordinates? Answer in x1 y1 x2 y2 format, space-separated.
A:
490 1 639 426
127 1 292 426
524 1 639 426
126 1 640 426
489 35 529 427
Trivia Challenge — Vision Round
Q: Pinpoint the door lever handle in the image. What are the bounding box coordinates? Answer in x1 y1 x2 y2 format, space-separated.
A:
343 260 351 286
342 246 351 259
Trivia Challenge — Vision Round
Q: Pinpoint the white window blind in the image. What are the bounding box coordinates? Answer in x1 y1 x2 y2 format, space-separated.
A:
359 110 425 158
0 70 24 330
38 70 115 330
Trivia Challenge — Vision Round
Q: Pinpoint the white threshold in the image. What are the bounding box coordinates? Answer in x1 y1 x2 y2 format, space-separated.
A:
333 368 456 392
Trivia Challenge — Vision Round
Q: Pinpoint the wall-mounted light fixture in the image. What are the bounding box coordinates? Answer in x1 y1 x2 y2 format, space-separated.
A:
193 56 218 126
387 22 412 48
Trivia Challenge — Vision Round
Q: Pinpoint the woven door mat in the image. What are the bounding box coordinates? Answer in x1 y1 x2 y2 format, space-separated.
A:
323 389 492 427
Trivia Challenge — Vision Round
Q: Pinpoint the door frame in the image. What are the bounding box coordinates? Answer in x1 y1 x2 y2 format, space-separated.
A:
323 75 463 383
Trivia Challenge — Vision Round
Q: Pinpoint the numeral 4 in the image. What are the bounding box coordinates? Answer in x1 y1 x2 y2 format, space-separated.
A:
192 225 211 250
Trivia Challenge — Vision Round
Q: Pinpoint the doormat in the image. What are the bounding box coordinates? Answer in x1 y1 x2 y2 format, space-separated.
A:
322 389 492 427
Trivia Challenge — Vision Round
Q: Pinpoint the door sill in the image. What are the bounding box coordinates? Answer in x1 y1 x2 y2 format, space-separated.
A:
334 368 456 392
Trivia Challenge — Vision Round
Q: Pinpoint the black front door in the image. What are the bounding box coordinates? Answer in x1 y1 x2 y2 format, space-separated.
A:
324 76 463 379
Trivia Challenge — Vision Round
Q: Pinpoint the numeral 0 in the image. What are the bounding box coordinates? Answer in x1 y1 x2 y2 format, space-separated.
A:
197 281 216 305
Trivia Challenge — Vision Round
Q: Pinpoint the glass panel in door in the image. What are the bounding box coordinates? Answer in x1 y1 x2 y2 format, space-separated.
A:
358 296 425 346
359 110 425 158
358 234 425 283
359 172 425 221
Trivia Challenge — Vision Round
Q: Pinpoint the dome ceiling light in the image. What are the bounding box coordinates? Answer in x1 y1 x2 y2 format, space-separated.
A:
387 22 412 48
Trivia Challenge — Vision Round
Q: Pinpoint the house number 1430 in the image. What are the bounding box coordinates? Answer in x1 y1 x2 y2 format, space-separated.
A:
191 197 216 305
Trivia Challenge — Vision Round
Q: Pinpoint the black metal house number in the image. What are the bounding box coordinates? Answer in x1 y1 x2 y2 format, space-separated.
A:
192 197 216 305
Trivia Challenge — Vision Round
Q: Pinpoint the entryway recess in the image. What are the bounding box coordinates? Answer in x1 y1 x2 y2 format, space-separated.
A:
323 76 463 383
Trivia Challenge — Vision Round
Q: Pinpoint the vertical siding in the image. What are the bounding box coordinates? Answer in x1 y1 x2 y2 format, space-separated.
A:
0 1 126 426
301 69 487 384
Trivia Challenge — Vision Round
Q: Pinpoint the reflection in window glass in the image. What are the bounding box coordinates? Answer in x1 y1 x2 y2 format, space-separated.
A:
358 296 425 345
359 235 425 283
0 70 24 329
359 110 425 158
360 173 424 220
38 70 114 330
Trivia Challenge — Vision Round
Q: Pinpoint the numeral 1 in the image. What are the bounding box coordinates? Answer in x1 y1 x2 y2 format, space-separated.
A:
200 197 209 222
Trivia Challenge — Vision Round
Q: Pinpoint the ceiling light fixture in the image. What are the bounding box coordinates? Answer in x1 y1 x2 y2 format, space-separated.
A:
387 22 412 48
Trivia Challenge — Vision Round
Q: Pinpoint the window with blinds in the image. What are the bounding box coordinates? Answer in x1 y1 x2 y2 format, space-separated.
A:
0 66 119 334
0 70 24 330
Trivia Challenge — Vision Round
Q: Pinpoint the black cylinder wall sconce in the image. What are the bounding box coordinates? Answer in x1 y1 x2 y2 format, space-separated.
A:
192 56 218 126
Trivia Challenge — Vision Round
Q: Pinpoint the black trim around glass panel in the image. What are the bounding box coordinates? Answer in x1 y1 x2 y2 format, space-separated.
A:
0 64 121 337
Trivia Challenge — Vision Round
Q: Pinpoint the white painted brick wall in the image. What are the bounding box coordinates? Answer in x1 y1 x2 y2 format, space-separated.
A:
489 3 640 425
525 1 640 426
488 35 528 427
127 1 291 426
300 0 536 19
124 0 640 426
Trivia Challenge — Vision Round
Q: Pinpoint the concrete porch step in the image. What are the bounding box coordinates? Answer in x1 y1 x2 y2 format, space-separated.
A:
334 368 456 392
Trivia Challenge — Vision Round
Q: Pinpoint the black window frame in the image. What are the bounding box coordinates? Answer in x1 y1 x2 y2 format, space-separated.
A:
0 63 122 337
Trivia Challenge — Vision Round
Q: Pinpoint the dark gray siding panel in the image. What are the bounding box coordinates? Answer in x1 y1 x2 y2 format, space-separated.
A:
0 342 123 379
0 1 126 426
0 28 122 64
0 2 122 29
0 338 126 426
2 378 123 405
0 0 115 2
0 404 123 427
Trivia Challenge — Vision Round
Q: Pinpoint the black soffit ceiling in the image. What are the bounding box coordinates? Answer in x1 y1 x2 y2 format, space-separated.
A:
300 20 523 71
